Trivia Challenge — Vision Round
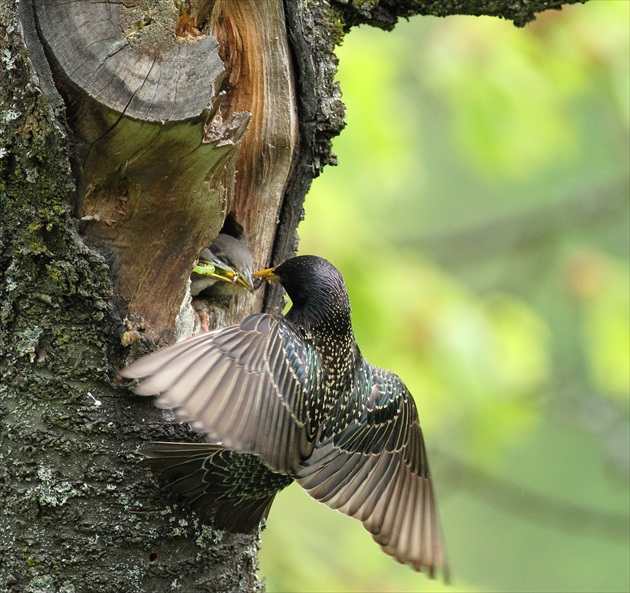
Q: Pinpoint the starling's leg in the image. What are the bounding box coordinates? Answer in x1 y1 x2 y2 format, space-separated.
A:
200 310 210 333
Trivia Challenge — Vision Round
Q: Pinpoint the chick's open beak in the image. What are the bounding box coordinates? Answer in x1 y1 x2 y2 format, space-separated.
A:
234 270 256 292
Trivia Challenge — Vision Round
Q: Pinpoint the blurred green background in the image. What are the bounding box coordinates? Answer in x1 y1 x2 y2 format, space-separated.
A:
259 2 629 592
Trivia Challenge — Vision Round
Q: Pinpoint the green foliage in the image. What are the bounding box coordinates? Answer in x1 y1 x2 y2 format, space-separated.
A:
260 2 629 592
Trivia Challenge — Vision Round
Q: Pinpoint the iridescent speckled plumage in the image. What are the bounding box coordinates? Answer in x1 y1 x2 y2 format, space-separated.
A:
121 255 448 578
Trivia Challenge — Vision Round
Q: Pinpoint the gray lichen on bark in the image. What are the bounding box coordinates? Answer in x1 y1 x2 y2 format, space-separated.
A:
1 2 264 591
331 0 588 29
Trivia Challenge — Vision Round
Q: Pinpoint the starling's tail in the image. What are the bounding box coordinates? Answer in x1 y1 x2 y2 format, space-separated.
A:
139 442 293 534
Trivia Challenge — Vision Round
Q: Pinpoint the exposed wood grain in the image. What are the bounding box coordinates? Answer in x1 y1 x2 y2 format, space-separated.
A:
34 0 237 341
208 0 299 322
33 0 298 342
36 0 222 121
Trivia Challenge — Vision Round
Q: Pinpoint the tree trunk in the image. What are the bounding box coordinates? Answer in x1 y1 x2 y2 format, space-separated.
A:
0 0 589 591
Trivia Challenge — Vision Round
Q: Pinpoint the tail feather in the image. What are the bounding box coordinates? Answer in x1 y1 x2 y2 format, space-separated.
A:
140 442 292 534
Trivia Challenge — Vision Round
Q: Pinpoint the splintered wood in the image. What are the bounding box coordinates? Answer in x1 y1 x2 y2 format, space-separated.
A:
35 0 297 340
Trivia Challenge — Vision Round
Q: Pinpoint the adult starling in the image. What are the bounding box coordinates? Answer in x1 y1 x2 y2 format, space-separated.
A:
122 255 448 578
190 233 255 296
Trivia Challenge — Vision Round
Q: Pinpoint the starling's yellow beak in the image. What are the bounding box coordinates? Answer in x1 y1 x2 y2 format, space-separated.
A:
254 266 279 282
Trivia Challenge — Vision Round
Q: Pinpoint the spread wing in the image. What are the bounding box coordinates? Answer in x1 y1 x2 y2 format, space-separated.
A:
121 314 320 474
296 360 448 578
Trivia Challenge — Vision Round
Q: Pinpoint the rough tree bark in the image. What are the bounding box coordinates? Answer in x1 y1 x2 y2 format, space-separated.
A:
0 0 588 591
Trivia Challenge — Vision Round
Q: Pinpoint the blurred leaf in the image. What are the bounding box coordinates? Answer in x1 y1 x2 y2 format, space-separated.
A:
564 248 630 400
421 16 583 178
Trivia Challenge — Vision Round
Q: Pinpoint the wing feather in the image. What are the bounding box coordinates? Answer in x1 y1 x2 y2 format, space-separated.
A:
296 361 448 577
125 333 214 380
121 313 319 474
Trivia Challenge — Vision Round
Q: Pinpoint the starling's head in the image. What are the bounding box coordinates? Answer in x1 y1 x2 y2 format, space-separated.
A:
256 256 351 329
